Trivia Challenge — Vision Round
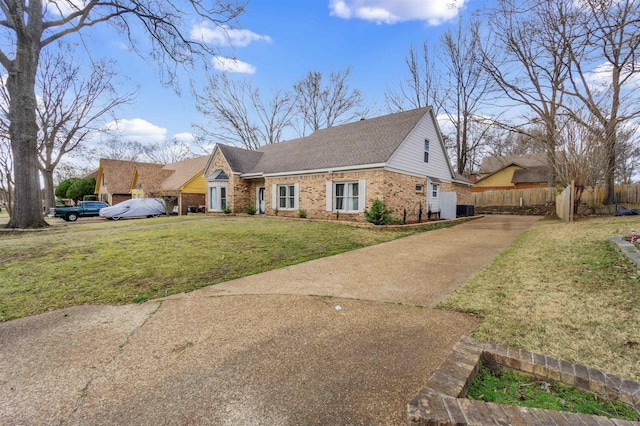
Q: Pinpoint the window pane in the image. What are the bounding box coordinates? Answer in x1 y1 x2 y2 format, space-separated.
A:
336 197 343 210
280 186 287 197
210 187 217 210
335 183 344 197
352 197 358 211
351 182 358 197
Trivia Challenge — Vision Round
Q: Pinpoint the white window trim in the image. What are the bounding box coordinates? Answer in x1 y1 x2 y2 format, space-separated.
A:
208 182 228 212
424 139 430 163
272 183 299 210
431 183 439 199
326 180 366 213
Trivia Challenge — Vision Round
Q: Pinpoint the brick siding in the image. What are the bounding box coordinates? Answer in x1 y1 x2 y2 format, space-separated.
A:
205 150 472 222
180 193 205 215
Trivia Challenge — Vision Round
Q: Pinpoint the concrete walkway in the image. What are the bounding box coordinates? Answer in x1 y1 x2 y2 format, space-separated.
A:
0 215 538 425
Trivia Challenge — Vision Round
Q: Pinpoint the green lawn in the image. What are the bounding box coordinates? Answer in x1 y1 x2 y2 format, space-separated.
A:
0 215 430 322
439 216 640 382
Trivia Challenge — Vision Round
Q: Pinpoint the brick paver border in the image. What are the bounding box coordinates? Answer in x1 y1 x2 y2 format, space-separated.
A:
408 336 640 425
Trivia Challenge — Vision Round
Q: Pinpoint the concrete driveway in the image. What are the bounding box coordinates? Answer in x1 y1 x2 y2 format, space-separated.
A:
0 215 538 425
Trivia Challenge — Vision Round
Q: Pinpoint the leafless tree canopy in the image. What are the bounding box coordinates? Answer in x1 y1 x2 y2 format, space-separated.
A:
480 0 640 201
0 0 246 228
384 41 441 113
195 74 296 150
385 19 495 176
25 43 134 212
293 67 366 136
144 137 198 164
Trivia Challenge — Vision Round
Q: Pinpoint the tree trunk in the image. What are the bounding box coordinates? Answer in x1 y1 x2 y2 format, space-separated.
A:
41 168 56 214
603 132 616 205
6 45 47 228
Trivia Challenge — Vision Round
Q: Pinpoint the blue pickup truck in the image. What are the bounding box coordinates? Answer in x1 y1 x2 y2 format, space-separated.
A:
48 201 109 222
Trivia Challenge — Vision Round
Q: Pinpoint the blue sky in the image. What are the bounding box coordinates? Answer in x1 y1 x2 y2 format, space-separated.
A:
63 0 488 152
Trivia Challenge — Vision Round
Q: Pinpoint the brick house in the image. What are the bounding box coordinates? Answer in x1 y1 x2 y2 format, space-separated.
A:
202 107 472 222
95 156 209 214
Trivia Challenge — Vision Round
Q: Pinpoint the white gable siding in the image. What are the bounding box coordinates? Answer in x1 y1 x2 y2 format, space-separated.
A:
386 113 452 181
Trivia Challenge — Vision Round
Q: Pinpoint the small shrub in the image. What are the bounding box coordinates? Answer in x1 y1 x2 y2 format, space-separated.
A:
243 204 257 215
274 208 279 216
418 203 423 222
403 208 407 224
298 209 307 218
364 199 394 225
222 205 232 214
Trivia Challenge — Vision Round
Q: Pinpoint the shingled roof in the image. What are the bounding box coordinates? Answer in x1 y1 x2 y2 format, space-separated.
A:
218 144 263 174
133 162 170 192
480 153 548 175
511 166 551 184
160 155 209 191
253 107 427 174
214 107 429 176
98 158 160 195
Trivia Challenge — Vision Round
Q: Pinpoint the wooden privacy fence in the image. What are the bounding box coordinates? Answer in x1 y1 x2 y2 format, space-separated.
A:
472 188 556 207
473 183 640 207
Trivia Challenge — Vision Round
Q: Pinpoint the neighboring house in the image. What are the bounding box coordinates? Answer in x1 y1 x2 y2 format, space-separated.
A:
95 158 152 205
202 107 472 222
473 154 552 193
133 156 209 214
95 156 209 214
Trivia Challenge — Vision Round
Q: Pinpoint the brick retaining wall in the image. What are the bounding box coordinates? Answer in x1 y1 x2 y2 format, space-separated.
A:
408 336 640 425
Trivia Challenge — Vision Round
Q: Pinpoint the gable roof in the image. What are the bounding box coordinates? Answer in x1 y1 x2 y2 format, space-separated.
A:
218 144 263 174
246 108 428 175
97 158 160 195
480 153 548 175
160 155 209 191
132 163 169 192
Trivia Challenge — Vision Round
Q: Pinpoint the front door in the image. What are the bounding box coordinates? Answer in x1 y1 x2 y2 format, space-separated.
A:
258 187 265 214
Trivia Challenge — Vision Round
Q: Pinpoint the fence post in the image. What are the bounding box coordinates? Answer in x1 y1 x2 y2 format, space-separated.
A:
570 180 574 223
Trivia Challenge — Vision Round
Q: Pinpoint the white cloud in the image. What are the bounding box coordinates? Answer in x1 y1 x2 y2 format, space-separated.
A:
172 132 196 144
585 62 640 92
329 0 466 25
213 56 256 74
436 113 455 134
103 118 167 144
44 0 88 17
190 23 272 47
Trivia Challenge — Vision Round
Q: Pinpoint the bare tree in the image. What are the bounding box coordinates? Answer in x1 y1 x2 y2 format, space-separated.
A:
293 67 366 136
144 137 197 164
0 0 245 228
481 0 573 185
554 113 604 213
616 125 640 185
29 44 134 212
97 138 150 162
557 0 640 204
440 18 495 176
384 41 442 113
195 73 296 150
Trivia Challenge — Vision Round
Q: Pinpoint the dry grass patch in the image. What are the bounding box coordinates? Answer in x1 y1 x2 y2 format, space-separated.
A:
439 216 640 381
0 215 428 322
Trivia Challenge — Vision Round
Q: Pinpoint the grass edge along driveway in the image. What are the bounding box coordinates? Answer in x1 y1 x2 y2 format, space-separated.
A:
438 216 640 382
0 215 454 322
